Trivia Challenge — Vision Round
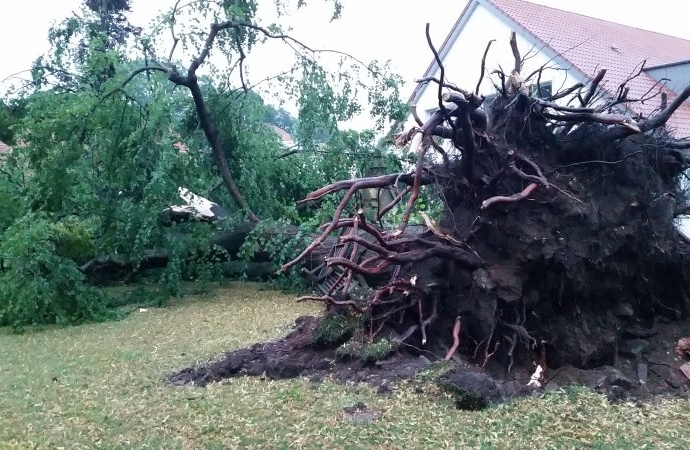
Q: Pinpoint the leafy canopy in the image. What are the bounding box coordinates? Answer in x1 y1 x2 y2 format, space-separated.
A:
0 0 408 329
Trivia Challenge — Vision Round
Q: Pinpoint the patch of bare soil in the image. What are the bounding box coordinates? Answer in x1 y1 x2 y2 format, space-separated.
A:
167 315 689 407
167 316 430 392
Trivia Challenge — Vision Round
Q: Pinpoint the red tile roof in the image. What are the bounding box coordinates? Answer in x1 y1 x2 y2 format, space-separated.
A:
0 140 11 155
486 0 690 137
270 125 293 144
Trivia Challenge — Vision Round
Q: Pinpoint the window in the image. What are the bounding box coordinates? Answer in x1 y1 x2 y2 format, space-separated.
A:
529 81 552 99
425 107 438 120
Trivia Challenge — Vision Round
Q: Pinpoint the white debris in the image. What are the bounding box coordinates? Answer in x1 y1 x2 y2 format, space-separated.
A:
527 364 544 388
168 187 227 221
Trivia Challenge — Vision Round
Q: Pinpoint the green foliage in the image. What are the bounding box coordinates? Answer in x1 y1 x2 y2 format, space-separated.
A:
0 98 27 144
0 215 111 330
381 186 446 228
436 378 490 411
264 104 296 133
51 217 97 264
417 360 455 382
0 162 24 233
0 0 411 330
238 219 311 267
311 311 360 347
335 337 394 363
237 218 312 290
367 61 409 131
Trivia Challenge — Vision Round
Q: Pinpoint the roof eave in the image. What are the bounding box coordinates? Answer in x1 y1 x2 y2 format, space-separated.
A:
645 59 690 71
406 0 480 106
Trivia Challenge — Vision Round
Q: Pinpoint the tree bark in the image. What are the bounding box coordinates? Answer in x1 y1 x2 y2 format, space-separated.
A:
79 221 334 283
167 71 259 222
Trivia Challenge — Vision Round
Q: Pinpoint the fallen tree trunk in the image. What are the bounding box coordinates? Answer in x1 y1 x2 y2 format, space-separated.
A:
79 220 337 284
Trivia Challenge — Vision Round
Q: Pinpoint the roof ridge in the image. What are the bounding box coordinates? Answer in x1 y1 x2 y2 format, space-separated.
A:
486 0 690 42
400 0 690 138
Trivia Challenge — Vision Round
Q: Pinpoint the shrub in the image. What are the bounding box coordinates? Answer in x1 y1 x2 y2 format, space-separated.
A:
0 215 111 330
311 311 360 347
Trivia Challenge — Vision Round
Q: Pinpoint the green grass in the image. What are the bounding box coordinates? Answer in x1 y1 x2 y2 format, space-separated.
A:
1 282 689 449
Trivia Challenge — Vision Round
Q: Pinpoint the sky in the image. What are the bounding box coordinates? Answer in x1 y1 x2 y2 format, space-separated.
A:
2 0 689 107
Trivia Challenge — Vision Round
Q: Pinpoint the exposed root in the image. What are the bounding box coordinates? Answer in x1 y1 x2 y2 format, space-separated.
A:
481 183 538 209
296 295 368 313
283 30 690 375
445 316 462 360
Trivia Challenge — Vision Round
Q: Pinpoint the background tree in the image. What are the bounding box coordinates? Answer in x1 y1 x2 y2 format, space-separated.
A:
0 0 407 328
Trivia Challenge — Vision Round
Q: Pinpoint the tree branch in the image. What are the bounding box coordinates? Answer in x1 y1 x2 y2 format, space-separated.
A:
509 31 521 74
550 82 583 101
425 23 449 116
581 69 606 106
476 40 495 95
606 83 690 140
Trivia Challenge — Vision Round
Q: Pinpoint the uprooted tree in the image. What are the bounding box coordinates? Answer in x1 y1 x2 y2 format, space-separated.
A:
279 27 690 373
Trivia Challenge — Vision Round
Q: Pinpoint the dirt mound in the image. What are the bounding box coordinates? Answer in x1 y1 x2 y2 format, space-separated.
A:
167 315 689 406
167 316 431 390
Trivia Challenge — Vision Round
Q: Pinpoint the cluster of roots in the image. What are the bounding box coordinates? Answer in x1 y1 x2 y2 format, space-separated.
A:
279 28 690 375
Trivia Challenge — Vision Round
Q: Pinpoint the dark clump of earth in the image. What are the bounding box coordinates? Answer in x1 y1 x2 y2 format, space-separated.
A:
168 316 430 390
167 314 690 409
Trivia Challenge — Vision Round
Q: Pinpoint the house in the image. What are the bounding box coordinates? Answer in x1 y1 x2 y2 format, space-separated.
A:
0 139 11 163
404 0 690 138
269 125 295 148
0 140 10 155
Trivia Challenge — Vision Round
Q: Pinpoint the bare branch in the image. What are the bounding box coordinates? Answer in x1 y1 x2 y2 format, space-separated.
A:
167 0 182 63
546 151 643 173
581 69 606 106
415 77 467 95
298 173 425 205
443 92 478 183
532 98 596 114
331 238 481 267
540 110 641 131
396 109 450 233
476 40 495 95
377 186 412 220
411 105 424 126
608 83 690 139
512 152 549 188
492 69 507 96
550 82 584 101
509 31 521 74
425 23 450 116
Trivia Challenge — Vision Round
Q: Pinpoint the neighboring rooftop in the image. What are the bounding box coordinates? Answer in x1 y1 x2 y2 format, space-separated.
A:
417 0 690 137
0 140 11 155
490 0 690 136
270 125 294 145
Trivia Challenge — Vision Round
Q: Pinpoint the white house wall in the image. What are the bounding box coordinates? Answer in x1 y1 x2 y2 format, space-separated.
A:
406 1 586 129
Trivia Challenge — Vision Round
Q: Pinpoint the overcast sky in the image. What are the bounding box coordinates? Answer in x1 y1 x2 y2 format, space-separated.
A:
1 0 689 111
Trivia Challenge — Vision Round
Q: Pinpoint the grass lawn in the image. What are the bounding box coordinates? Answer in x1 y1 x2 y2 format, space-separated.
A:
1 282 689 449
